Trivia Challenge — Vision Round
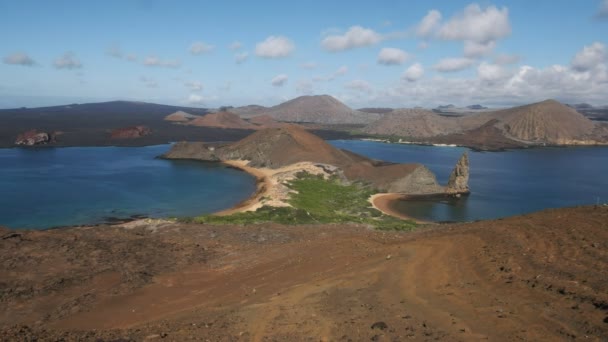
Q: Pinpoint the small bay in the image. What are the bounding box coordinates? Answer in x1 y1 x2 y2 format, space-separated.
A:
330 140 608 222
0 145 256 229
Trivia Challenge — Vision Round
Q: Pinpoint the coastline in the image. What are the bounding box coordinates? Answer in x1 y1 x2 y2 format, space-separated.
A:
213 160 273 215
369 193 432 224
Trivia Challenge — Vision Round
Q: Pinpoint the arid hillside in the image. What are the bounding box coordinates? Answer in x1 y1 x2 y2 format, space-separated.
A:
1 206 606 340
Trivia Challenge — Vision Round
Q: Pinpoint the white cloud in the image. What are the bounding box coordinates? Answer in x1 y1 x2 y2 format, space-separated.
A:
327 65 349 81
143 56 181 68
345 79 373 94
438 4 511 43
464 40 496 57
597 0 608 18
187 94 204 105
377 47 410 65
417 10 442 37
301 61 318 69
3 52 35 66
321 26 382 52
433 57 474 72
235 51 249 64
271 74 288 86
229 41 243 50
403 63 424 82
139 76 158 88
477 62 508 82
185 80 203 91
571 42 606 72
189 41 214 55
438 4 510 57
255 36 295 58
53 52 82 69
494 53 520 65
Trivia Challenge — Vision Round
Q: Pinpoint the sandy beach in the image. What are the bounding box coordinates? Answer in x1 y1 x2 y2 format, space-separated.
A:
369 193 430 223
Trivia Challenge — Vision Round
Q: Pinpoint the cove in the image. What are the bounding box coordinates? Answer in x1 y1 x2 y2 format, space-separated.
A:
330 140 608 222
0 145 257 229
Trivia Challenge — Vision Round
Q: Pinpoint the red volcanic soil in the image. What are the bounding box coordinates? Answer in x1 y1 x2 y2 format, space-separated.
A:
109 126 151 139
0 206 607 340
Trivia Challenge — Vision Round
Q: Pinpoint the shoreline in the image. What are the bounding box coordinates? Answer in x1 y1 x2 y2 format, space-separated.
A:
213 160 273 215
369 193 432 224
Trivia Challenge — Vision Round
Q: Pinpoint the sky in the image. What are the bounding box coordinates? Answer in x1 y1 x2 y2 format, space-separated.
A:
1 0 607 109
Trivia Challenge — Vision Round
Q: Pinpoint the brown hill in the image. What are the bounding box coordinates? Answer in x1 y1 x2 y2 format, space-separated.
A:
163 125 465 194
363 99 605 148
363 109 470 138
235 95 380 125
488 100 597 144
164 111 200 122
109 126 151 139
187 111 254 130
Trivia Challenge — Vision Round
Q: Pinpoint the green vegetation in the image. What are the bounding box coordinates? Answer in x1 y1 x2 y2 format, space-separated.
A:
184 172 417 231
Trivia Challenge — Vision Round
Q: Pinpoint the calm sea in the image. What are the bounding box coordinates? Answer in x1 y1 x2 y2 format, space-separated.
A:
0 145 256 229
330 140 608 222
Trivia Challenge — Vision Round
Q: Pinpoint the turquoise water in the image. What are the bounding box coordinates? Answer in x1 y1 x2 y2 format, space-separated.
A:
0 145 256 229
330 140 608 222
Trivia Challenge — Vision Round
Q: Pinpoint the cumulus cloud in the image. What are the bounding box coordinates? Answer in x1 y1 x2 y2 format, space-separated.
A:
189 41 214 55
106 44 137 62
433 57 474 72
597 0 608 18
185 80 203 91
53 52 82 69
403 63 424 82
143 56 181 68
187 94 204 105
271 74 288 86
377 47 410 65
438 4 510 57
255 36 295 58
438 4 511 43
477 62 509 82
321 26 382 52
235 51 249 64
327 65 349 81
417 10 442 37
464 40 496 57
229 41 242 50
345 79 373 94
3 52 36 66
571 42 606 72
139 76 158 88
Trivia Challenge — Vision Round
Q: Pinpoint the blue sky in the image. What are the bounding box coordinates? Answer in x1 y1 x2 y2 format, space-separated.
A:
1 0 607 108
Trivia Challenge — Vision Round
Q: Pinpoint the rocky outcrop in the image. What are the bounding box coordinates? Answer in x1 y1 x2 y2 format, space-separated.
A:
446 152 470 196
110 126 151 139
15 130 51 146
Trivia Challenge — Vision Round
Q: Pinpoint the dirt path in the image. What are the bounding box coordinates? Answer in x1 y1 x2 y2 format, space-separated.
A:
1 206 607 341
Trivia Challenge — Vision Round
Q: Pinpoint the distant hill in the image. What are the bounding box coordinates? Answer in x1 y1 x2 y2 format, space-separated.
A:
363 99 607 148
230 105 269 118
187 111 254 130
164 111 200 122
363 109 470 138
358 107 394 114
234 95 380 125
488 100 596 144
467 104 488 110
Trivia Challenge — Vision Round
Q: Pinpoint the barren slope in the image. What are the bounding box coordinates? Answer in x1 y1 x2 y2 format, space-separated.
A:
491 100 597 144
187 111 254 129
237 95 380 124
1 206 607 340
